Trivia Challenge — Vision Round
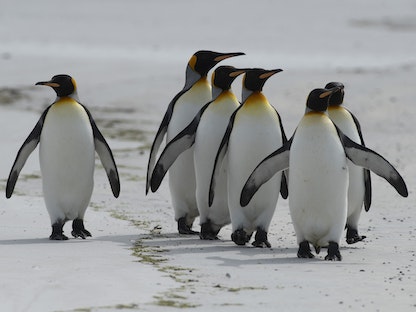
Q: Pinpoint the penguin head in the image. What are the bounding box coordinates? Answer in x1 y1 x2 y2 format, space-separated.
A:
306 87 340 113
184 50 245 89
325 82 345 106
36 74 77 98
242 68 282 103
211 66 246 99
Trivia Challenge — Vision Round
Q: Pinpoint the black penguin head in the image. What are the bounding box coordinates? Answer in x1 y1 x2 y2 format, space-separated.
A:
36 74 77 97
241 68 282 103
325 82 345 106
211 66 246 91
306 87 340 112
242 68 283 92
187 50 245 77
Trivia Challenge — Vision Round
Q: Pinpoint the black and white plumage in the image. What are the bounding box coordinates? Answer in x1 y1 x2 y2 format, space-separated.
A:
6 74 120 240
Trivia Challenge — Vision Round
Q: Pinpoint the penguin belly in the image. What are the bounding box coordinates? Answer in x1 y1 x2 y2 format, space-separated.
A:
194 93 239 230
167 79 211 222
227 103 282 234
39 99 95 224
328 108 365 226
289 114 348 248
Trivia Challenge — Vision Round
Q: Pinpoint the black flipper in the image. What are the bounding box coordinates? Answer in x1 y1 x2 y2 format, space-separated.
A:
150 101 212 192
337 127 408 198
240 138 292 207
83 105 120 198
208 105 243 206
275 109 289 199
6 106 51 198
349 109 372 211
145 87 192 195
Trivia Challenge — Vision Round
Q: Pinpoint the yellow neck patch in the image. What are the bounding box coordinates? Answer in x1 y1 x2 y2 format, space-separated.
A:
244 92 268 106
188 55 197 71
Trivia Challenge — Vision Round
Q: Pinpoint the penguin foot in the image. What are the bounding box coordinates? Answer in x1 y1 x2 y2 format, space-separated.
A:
252 228 271 248
325 241 342 261
178 217 199 235
71 219 92 239
346 227 366 244
200 221 220 240
297 241 314 258
50 222 68 240
231 229 248 246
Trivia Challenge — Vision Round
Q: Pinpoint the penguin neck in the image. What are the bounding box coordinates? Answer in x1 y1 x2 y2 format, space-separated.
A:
305 107 328 115
184 65 203 90
211 85 224 101
55 90 80 103
241 87 254 103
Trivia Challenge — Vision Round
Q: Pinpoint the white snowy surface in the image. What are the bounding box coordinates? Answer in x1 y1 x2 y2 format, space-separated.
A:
0 0 415 311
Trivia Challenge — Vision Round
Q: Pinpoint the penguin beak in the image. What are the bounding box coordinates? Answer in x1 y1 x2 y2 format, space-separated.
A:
259 69 283 79
229 68 248 78
214 52 245 62
36 81 60 88
319 86 340 99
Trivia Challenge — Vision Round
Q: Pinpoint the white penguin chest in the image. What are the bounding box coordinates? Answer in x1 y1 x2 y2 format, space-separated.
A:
40 99 95 180
328 107 360 142
168 79 211 140
289 113 348 200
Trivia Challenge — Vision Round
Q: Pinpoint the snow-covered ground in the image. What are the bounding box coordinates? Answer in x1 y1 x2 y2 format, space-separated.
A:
0 0 415 311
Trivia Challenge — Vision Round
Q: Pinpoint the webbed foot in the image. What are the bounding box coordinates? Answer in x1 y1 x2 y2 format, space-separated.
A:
231 229 248 246
252 228 271 248
178 217 199 235
50 221 68 240
200 221 220 240
346 227 366 244
71 219 92 239
297 241 314 258
325 241 342 261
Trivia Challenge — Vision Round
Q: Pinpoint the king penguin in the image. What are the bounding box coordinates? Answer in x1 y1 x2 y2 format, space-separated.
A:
326 82 372 244
146 50 244 234
149 66 246 240
209 68 288 248
6 74 120 240
240 88 408 260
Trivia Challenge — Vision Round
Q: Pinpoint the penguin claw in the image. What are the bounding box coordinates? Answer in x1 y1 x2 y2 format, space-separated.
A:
71 229 92 239
49 233 69 240
252 228 271 248
346 228 366 244
50 221 68 240
200 222 220 240
231 229 248 246
72 219 92 239
325 242 342 261
252 240 271 248
177 217 199 235
297 241 315 258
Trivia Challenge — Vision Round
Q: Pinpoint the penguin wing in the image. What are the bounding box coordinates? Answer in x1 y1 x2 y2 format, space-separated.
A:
364 169 372 211
240 138 292 207
349 109 372 210
275 108 289 199
145 88 191 194
150 101 212 192
83 106 120 198
208 105 242 206
6 107 50 198
338 129 408 198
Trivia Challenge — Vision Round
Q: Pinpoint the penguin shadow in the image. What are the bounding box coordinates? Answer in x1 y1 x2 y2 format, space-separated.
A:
140 232 322 265
0 234 139 247
0 237 54 245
